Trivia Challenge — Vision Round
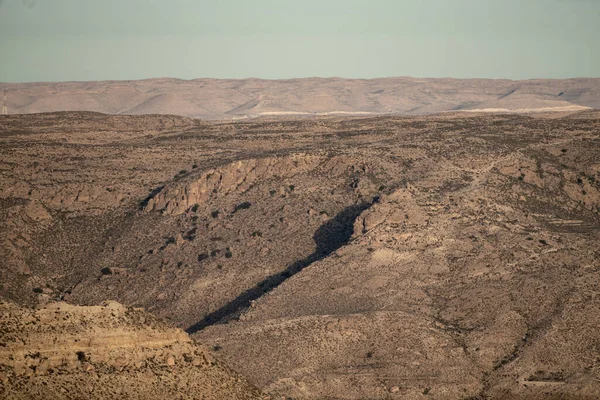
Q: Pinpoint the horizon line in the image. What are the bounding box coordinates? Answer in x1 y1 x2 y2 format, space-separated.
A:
2 75 600 85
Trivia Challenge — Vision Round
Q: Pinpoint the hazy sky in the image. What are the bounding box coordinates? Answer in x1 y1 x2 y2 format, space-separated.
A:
0 0 598 82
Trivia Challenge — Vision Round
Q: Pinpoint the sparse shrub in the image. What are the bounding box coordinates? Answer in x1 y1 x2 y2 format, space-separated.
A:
198 253 209 262
378 185 386 191
289 185 295 191
158 236 176 251
210 249 220 257
539 239 548 245
224 248 233 258
561 148 567 153
76 351 88 362
32 287 43 294
191 204 199 212
184 227 197 241
251 231 263 238
192 164 198 169
232 202 252 213
211 210 220 218
423 387 431 395
179 169 187 175
100 267 112 275
269 189 276 196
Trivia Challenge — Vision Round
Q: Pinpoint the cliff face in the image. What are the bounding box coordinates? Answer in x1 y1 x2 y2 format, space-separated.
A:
142 154 379 216
0 301 264 400
143 155 324 215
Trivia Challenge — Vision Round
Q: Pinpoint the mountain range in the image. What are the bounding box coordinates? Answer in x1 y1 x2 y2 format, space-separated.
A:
2 77 599 119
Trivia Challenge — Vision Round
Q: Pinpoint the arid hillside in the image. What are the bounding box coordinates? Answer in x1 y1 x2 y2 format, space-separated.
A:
0 300 264 399
2 77 600 119
1 110 600 399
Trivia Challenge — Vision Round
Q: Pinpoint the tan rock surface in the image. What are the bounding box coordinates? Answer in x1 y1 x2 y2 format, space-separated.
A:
0 301 263 400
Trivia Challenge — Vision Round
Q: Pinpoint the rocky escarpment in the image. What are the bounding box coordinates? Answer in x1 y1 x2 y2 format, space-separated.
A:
143 154 326 215
0 301 264 400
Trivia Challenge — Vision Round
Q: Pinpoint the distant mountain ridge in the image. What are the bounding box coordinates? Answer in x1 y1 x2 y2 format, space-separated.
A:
2 77 599 119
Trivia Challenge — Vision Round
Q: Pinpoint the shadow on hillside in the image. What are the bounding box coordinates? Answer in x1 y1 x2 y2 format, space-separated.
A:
185 198 378 334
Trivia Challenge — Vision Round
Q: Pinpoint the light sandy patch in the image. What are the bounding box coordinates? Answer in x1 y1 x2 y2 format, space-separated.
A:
458 105 591 113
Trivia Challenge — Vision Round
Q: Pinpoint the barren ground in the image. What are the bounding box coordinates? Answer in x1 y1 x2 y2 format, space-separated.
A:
1 110 600 399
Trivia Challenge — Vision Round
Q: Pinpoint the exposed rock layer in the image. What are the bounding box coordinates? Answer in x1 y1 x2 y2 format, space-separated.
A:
0 301 264 400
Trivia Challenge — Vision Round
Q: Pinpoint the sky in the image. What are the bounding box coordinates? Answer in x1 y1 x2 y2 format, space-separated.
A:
0 0 598 82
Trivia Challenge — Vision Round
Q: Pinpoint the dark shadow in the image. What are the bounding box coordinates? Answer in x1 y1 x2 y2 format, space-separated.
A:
185 197 378 334
138 185 165 210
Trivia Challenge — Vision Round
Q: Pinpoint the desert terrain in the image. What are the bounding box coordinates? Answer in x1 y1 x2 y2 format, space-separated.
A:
1 108 600 399
2 77 600 119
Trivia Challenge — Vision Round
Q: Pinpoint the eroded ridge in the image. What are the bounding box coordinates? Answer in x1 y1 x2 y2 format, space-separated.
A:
143 154 325 215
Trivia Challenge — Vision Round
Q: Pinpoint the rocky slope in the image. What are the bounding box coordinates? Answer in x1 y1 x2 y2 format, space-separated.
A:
2 77 599 119
0 300 264 399
198 182 600 399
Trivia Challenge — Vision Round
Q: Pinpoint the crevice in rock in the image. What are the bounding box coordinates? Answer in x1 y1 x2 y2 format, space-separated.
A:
185 197 378 334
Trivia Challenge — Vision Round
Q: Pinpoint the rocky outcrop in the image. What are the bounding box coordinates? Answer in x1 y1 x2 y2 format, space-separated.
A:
0 301 264 400
143 154 371 215
352 188 429 236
